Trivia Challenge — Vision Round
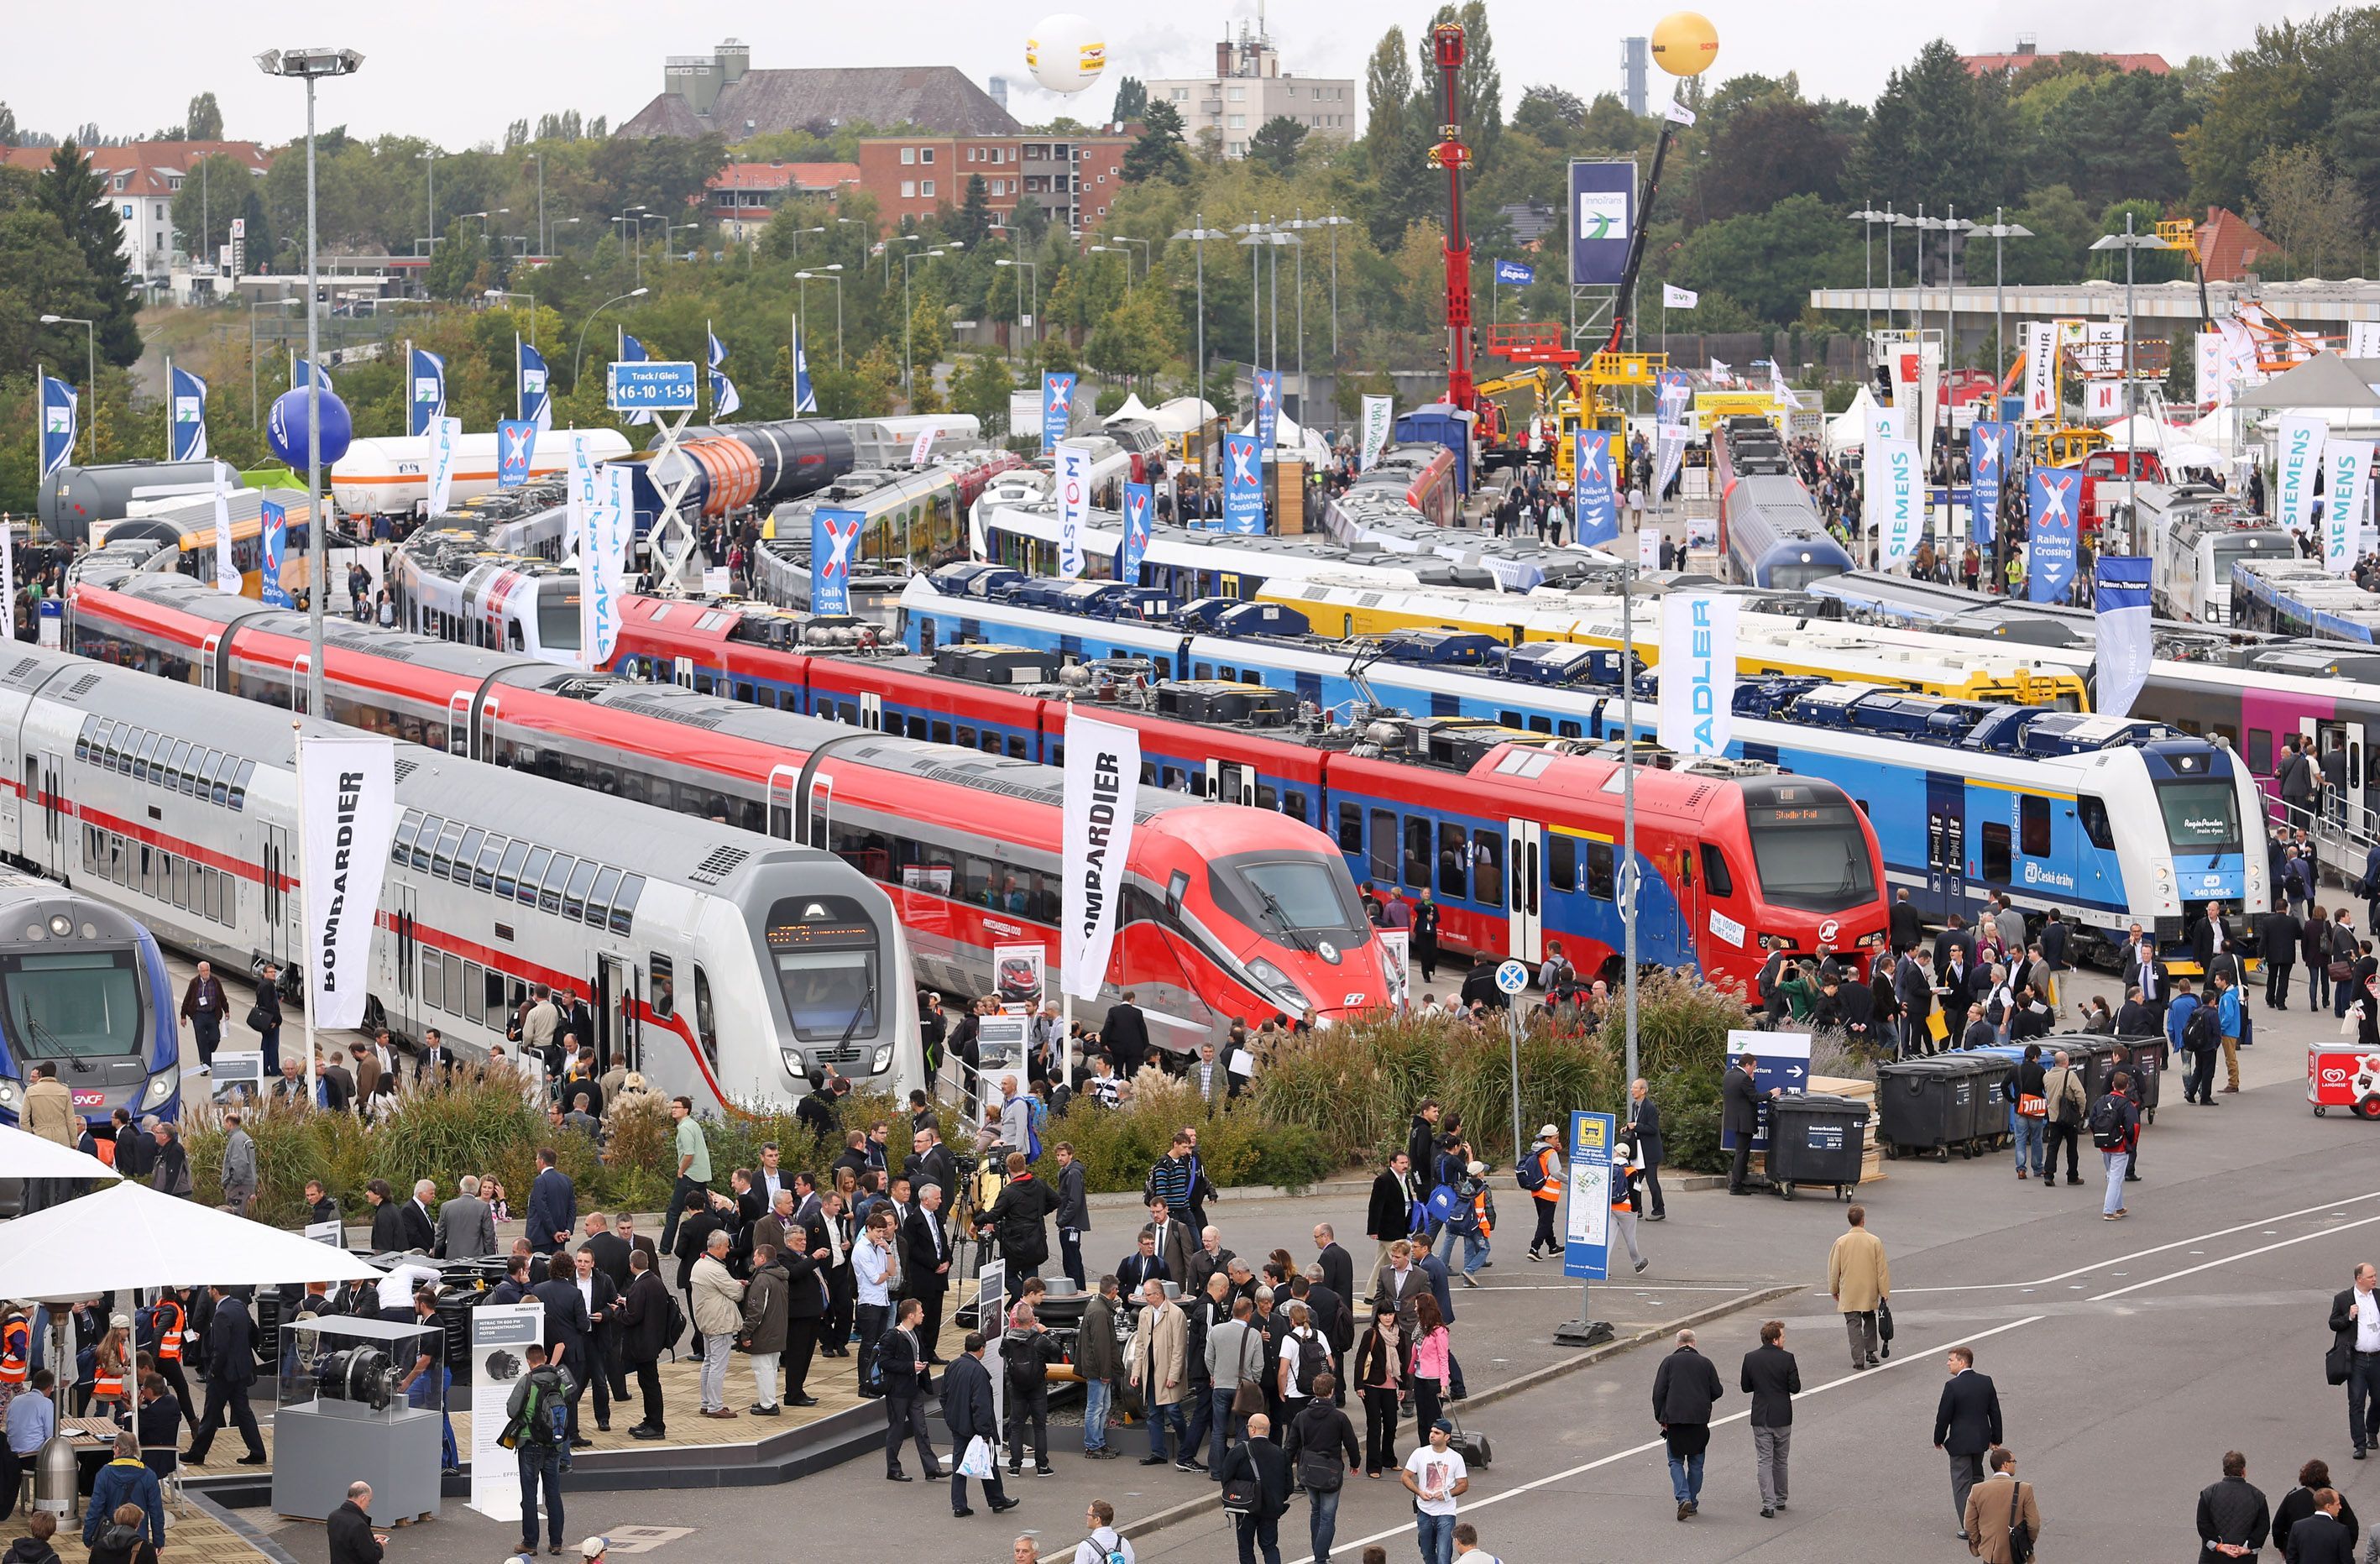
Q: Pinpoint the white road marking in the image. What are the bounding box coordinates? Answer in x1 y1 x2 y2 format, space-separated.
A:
1887 1189 2380 1294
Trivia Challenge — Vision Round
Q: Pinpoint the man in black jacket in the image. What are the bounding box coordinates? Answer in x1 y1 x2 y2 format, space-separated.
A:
2330 1263 2380 1456
1283 1381 1361 1563
529 1253 594 1446
880 1297 943 1483
1722 1054 1767 1196
1896 952 1935 1057
1101 991 1152 1076
1933 1346 2003 1540
1218 1411 1294 1564
325 1481 383 1564
1740 1320 1802 1519
1890 886 1923 955
1366 1153 1420 1268
942 1332 1016 1519
981 1153 1055 1279
2197 1451 2272 1561
1652 1328 1724 1520
617 1251 672 1439
2267 905 2306 1010
184 1284 265 1466
1052 1142 1091 1292
2284 1488 2355 1564
905 1186 955 1363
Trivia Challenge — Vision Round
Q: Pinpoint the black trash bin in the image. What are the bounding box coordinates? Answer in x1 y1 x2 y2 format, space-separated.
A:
1958 1054 2016 1153
1763 1093 1872 1200
1877 1059 1966 1163
2107 1034 2168 1120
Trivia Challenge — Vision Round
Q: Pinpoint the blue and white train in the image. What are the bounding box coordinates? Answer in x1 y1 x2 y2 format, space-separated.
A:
0 870 180 1133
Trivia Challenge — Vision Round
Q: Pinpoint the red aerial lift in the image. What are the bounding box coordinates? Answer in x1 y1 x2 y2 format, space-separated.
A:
1428 23 1477 418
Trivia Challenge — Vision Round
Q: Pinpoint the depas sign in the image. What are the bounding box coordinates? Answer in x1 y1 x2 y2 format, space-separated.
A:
1656 594 1738 757
1060 712 1141 1002
297 732 398 1032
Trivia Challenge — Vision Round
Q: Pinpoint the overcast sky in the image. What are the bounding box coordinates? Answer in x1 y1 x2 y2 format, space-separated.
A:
8 0 2335 151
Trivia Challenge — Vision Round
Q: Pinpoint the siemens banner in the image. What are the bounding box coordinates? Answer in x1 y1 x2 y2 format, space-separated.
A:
1568 160 1635 286
2027 469 2082 603
1868 435 1922 568
2276 411 2325 539
1572 430 1619 547
2328 438 2376 574
1970 420 2013 547
1042 372 1077 455
1059 711 1142 1002
1222 432 1263 535
1656 593 1739 757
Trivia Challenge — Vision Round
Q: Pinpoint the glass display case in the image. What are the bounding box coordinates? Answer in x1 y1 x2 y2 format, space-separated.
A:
270 1313 444 1524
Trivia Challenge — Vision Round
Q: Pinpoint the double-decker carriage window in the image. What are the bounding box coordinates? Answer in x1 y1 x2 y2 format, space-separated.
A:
453 829 485 887
564 860 599 922
393 813 421 866
588 868 621 928
519 847 552 906
410 816 440 872
496 841 530 900
541 855 575 915
475 835 505 893
611 875 645 934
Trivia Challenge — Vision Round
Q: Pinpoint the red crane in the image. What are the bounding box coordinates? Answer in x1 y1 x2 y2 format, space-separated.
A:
1429 23 1476 416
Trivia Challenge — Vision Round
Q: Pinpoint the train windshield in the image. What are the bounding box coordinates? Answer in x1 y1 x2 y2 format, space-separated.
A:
1211 852 1370 946
1769 560 1843 593
1744 803 1876 913
0 949 144 1059
2155 779 2242 852
538 592 582 651
772 950 879 1042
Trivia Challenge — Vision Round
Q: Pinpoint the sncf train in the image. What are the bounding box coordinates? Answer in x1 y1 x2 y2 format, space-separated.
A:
7 639 916 1112
0 870 180 1133
1717 416 1853 590
897 570 2271 958
65 567 1394 1041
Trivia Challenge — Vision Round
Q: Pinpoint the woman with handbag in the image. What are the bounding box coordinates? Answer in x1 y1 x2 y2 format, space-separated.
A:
248 964 283 1077
1352 1305 1408 1478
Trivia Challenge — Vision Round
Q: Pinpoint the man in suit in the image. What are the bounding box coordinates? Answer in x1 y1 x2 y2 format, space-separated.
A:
941 1331 1016 1518
434 1174 497 1261
580 1214 634 1399
581 1212 632 1295
1964 1446 2044 1564
570 1247 620 1432
2329 1263 2380 1456
183 1284 265 1466
1145 1197 1195 1288
1890 886 1923 955
751 1190 801 1267
905 1127 957 1215
399 1180 438 1254
1740 1320 1802 1519
1723 1054 1769 1196
1933 913 1976 979
1933 1346 2004 1540
2283 1486 2353 1564
616 1211 661 1278
526 1148 577 1254
1367 1152 1420 1268
904 1185 955 1363
1117 1227 1171 1292
416 1028 457 1080
1101 989 1153 1077
529 1253 594 1446
2191 901 2232 975
1627 1080 1666 1220
1313 1223 1355 1309
1371 1240 1429 1333
879 1297 943 1483
777 1230 831 1408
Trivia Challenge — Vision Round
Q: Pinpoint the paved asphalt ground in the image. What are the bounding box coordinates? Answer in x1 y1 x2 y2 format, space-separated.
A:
207 954 2380 1564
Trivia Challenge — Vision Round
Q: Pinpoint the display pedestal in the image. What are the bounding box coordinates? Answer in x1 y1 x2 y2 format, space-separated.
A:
271 1399 442 1523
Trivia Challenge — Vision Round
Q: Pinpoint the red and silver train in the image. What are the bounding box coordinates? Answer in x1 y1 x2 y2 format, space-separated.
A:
66 562 1397 1042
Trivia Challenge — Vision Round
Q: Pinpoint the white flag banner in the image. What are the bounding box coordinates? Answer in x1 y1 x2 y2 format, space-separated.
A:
1060 711 1141 1002
2326 438 2374 576
1656 593 1738 757
1869 435 1923 568
0 515 16 642
1709 358 1733 384
426 416 462 519
579 463 636 668
2093 557 2153 720
2194 331 2223 405
1638 526 1661 568
1664 100 1697 126
1055 439 1093 579
211 461 239 594
1662 284 1698 310
296 730 398 1032
1360 395 1394 473
564 431 597 564
2023 322 2057 422
2351 322 2380 360
910 427 937 467
2276 411 2327 538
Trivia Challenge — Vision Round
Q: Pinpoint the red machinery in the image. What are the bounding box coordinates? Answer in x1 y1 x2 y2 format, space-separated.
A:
1428 23 1477 419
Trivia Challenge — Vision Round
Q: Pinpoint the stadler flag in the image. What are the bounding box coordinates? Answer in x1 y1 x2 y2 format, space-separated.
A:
2326 438 2375 575
1055 439 1094 576
1042 372 1077 455
565 431 599 562
406 347 447 437
296 730 398 1033
1360 395 1394 473
517 339 552 431
1254 369 1281 451
2094 556 2153 719
1656 593 1739 758
1662 283 1698 310
811 506 864 617
1653 370 1692 500
706 325 741 419
1572 430 1620 547
37 374 76 479
579 465 636 668
790 314 817 414
1059 710 1142 1002
259 496 295 609
2276 411 2327 539
1869 435 1922 568
426 416 462 517
495 419 537 489
1120 481 1153 583
2027 468 2082 602
1221 432 1263 536
168 363 208 462
210 461 238 594
617 331 654 426
1970 420 2012 547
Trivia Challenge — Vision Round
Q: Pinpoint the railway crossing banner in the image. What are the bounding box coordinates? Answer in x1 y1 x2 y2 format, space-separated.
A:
1255 369 1282 451
1121 481 1153 582
426 416 462 518
1868 435 1921 568
1059 712 1141 1003
1042 372 1077 455
295 730 398 1035
1970 421 2013 547
1056 440 1094 574
811 506 865 618
496 419 537 489
2276 412 2325 538
1360 395 1394 473
1222 433 1263 535
2325 438 2373 575
1572 430 1619 547
2094 557 2152 719
2026 469 2081 602
1656 593 1738 757
1652 370 1692 500
260 498 294 609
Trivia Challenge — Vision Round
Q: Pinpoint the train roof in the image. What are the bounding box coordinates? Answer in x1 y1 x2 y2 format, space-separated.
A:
0 863 154 940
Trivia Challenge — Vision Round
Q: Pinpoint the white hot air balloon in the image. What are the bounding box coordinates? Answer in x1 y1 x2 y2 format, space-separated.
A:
1027 13 1107 95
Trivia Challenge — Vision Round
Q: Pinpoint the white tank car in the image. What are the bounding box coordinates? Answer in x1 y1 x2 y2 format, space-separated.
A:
0 645 916 1112
331 429 632 517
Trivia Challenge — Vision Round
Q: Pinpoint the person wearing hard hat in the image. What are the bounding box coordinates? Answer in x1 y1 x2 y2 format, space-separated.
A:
1520 1127 1563 1262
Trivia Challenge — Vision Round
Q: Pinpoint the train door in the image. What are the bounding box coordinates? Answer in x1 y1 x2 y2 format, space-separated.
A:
386 883 417 1031
592 954 638 1075
261 824 292 969
2316 719 2364 840
1506 818 1544 965
766 766 800 840
1925 773 1967 921
1206 760 1256 805
34 751 64 878
201 633 222 693
477 697 503 764
860 692 884 731
446 693 470 757
674 657 695 689
806 777 834 851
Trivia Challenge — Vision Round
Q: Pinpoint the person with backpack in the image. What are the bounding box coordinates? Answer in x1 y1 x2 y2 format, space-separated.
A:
1220 1412 1294 1564
1276 1301 1331 1429
504 1341 573 1557
2090 1070 2141 1220
1519 1125 1563 1260
1073 1499 1133 1564
1283 1373 1361 1564
2168 978 2216 1107
2213 966 2246 1096
1443 1163 1493 1285
981 1152 1056 1281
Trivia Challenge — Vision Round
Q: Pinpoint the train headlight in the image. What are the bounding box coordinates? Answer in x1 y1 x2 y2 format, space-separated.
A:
1247 959 1310 1013
46 915 71 939
1856 931 1886 949
143 1070 176 1108
871 1044 895 1075
780 1047 806 1080
0 1078 18 1111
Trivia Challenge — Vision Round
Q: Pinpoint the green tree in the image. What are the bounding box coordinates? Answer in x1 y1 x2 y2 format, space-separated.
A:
1668 193 1861 325
1111 77 1148 123
1121 101 1192 186
1996 182 2095 285
170 152 264 265
2252 142 2366 277
186 92 223 141
1851 39 2019 212
1699 97 1849 222
1513 85 1587 143
1364 27 1413 168
1085 284 1180 384
34 141 139 366
423 217 484 300
2180 15 2366 212
949 351 1014 431
2022 68 2195 212
1248 117 1308 178
957 175 993 247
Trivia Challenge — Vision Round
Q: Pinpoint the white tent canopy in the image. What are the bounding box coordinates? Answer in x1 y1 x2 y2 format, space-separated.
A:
1104 392 1156 424
0 1123 117 1182
1236 410 1333 461
1824 384 1883 456
0 1179 382 1300
2095 412 2179 450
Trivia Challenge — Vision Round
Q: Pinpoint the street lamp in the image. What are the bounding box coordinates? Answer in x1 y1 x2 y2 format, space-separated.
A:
1974 210 2032 389
1237 223 1298 377
1089 244 1135 295
782 223 824 258
1847 206 1886 338
257 41 362 732
1173 216 1229 458
485 289 537 346
795 267 845 369
1107 235 1151 277
883 231 923 285
903 245 957 400
2091 215 2172 552
994 258 1039 364
524 151 546 258
1308 211 1354 361
417 148 441 258
37 315 95 462
569 285 650 392
610 210 646 285
1882 205 1912 334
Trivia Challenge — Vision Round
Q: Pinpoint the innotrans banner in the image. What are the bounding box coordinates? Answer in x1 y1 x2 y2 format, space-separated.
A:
1656 593 1738 757
297 730 398 1032
1060 711 1141 1002
1568 160 1635 286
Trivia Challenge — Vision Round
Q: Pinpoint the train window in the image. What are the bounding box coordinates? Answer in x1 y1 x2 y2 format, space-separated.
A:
1163 766 1190 792
1587 841 1617 901
837 702 860 724
230 759 254 812
443 952 463 1012
930 720 954 745
2247 730 2273 776
649 954 676 1018
409 816 440 872
981 731 1003 756
1368 808 1397 885
515 846 548 905
484 968 507 1024
1256 784 1279 812
1473 833 1504 908
2213 724 2239 751
1549 834 1577 892
1980 822 2012 882
421 949 443 1012
74 719 90 765
203 752 229 806
1558 720 1582 740
135 731 162 785
2076 795 2115 850
2020 796 2052 859
1141 763 1160 787
1528 716 1553 735
611 874 645 934
734 681 756 704
957 725 979 750
1336 804 1362 853
563 860 598 921
393 815 420 866
1284 790 1310 825
463 962 484 1024
541 855 574 915
430 823 463 879
453 829 486 886
496 841 530 899
1497 710 1523 730
1404 816 1431 890
1700 844 1734 897
1438 823 1469 900
1193 663 1213 681
474 835 504 893
588 867 621 928
169 740 194 793
692 964 719 1071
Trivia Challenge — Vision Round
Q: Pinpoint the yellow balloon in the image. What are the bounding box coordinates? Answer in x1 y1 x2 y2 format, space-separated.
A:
1650 11 1720 76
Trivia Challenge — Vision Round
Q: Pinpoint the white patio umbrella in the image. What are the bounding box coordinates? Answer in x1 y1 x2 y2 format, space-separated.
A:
0 1179 381 1301
0 1123 118 1184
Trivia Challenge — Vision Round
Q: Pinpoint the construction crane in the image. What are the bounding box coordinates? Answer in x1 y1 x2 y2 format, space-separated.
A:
1427 22 1477 419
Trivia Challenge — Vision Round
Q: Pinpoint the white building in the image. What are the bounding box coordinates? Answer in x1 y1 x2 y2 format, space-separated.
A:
1144 22 1355 160
0 140 270 290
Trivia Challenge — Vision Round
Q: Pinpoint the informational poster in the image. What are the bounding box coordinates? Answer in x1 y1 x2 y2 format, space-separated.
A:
468 1303 545 1523
978 1258 1006 1452
304 1219 343 1247
1637 526 1661 568
1720 1029 1811 1152
1378 929 1410 1010
1561 1111 1614 1280
992 943 1046 1017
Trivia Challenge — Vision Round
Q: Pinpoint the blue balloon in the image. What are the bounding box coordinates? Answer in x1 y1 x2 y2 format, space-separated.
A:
267 386 354 469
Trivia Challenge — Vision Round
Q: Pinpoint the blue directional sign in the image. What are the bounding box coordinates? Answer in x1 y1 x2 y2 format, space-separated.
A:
1562 1111 1615 1281
1720 1029 1812 1153
606 360 698 412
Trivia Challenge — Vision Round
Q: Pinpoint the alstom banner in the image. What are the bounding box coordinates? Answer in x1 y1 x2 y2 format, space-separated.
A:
1868 435 1922 568
1055 439 1093 576
1568 160 1635 286
1060 711 1141 1002
297 730 397 1032
1656 594 1739 757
